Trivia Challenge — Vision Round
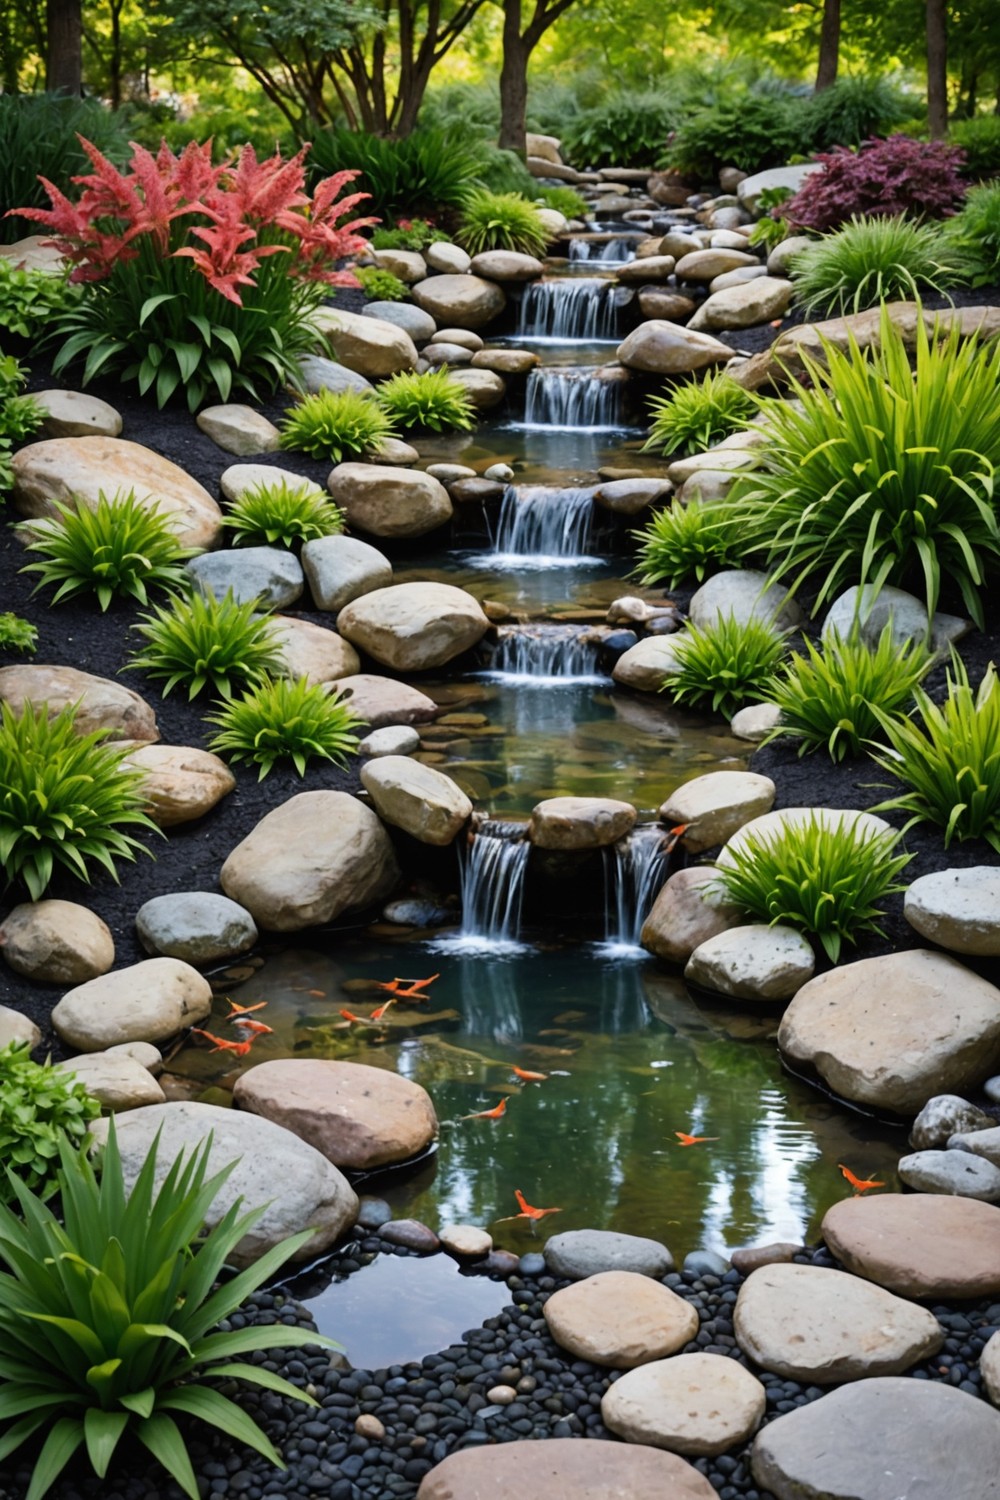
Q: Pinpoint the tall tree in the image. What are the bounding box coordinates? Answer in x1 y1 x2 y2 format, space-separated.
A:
497 0 580 153
815 0 840 90
45 0 81 91
927 0 948 135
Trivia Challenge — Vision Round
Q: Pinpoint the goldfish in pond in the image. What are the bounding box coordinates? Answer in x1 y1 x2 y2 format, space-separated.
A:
494 1189 563 1225
838 1163 885 1193
460 1097 509 1121
225 998 268 1018
511 1066 548 1083
231 1019 273 1036
675 1131 719 1146
191 1028 256 1057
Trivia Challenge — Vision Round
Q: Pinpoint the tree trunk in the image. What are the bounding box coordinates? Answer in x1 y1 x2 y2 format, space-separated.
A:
814 0 840 93
45 0 81 93
926 0 948 139
498 0 528 154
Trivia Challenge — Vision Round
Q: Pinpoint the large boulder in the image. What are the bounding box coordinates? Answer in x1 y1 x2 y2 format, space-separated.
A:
33 390 122 439
90 1101 358 1267
737 163 822 213
616 321 733 375
821 1192 1000 1298
302 533 393 612
311 306 418 377
52 958 212 1052
529 796 636 850
337 582 489 671
220 791 399 931
11 436 223 550
0 900 114 984
186 546 303 610
270 616 361 684
360 757 472 845
120 744 235 827
469 251 545 282
686 925 815 1003
688 276 794 331
904 868 1000 956
411 275 506 331
56 1051 166 1111
135 892 258 965
327 463 452 539
416 1441 717 1500
688 569 803 630
0 664 158 743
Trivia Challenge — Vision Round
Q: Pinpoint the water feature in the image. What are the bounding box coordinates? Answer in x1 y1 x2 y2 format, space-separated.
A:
598 823 675 958
523 367 622 430
433 819 530 955
518 277 620 341
569 235 640 266
488 484 597 565
481 625 607 686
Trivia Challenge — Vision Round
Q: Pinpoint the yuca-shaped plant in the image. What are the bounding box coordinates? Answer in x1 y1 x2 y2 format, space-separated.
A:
722 306 1000 627
222 479 345 548
665 612 787 718
0 1121 334 1500
457 190 549 257
715 814 911 962
0 701 157 900
767 623 932 762
280 387 395 461
374 368 476 433
129 590 282 700
871 657 1000 851
633 497 740 588
206 676 363 778
0 1042 99 1204
789 215 964 319
19 490 194 610
643 372 757 458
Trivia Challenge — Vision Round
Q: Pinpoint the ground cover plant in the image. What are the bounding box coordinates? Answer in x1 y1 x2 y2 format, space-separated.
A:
0 701 157 900
375 369 475 433
666 94 804 180
457 191 549 258
352 265 409 301
779 136 967 232
0 261 79 342
747 187 794 250
804 75 910 150
129 590 283 700
280 388 395 461
207 675 363 778
371 219 447 251
663 613 787 717
536 186 588 219
309 126 485 221
633 497 740 588
0 613 36 653
222 479 345 548
19 138 374 411
788 215 965 317
643 371 756 457
0 1043 99 1204
951 115 1000 180
0 357 43 493
561 91 676 168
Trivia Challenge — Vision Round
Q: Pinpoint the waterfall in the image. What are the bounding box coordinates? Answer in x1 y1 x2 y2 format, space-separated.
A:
523 368 623 430
597 824 673 957
481 625 608 686
490 484 597 564
569 237 639 266
432 821 530 956
518 278 619 341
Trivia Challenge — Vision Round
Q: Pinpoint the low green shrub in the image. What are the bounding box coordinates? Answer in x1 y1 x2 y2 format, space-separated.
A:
805 76 911 151
309 126 485 220
747 187 794 250
19 491 194 611
536 186 589 220
0 613 37 654
561 91 676 169
371 219 448 252
0 355 44 493
374 368 476 433
0 261 79 340
0 93 129 243
664 613 787 717
643 371 757 458
633 498 741 588
352 265 410 302
470 146 540 199
207 676 363 778
0 1042 100 1204
767 624 932 761
943 181 1000 287
951 115 1000 180
872 657 1000 851
0 701 157 900
788 215 964 318
0 1121 333 1500
714 814 911 961
457 191 549 257
129 591 282 700
665 94 804 181
280 388 395 462
222 479 345 549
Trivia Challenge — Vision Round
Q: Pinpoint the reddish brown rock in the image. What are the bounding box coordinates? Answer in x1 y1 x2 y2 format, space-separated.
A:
822 1193 1000 1298
416 1439 717 1500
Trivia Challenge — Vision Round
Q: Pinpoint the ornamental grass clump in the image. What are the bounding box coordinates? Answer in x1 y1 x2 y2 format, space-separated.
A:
767 624 933 762
871 658 1000 851
633 498 739 588
715 814 911 962
457 190 549 257
0 1043 99 1204
643 372 757 458
664 613 787 718
207 676 363 779
0 1122 333 1500
19 491 194 610
0 701 157 900
128 590 282 700
280 388 395 462
374 368 476 433
721 307 1000 627
942 180 1000 287
789 215 964 318
17 137 374 410
222 479 345 549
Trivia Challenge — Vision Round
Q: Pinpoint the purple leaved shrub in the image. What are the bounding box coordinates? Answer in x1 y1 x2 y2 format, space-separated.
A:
780 136 967 232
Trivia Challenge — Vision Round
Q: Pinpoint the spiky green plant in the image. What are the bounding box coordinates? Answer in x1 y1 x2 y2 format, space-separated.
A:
942 180 1000 287
0 701 158 900
633 498 740 588
0 1121 335 1500
789 215 964 318
871 657 1000 851
374 368 476 432
128 590 282 700
767 624 932 762
457 190 549 257
222 479 345 549
714 814 911 962
665 612 787 717
0 1043 100 1204
19 491 194 611
206 676 363 779
643 372 757 458
279 388 395 462
0 613 37 653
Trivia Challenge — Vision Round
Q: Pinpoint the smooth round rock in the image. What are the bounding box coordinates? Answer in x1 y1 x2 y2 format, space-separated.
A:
450 367 507 410
544 1229 673 1281
641 868 744 966
337 582 489 672
423 341 474 367
410 275 506 331
612 635 683 691
0 900 114 983
0 1004 41 1050
544 1271 699 1369
219 463 324 504
361 301 436 342
898 1148 1000 1201
34 389 123 439
688 568 802 630
135 893 258 965
660 771 775 854
615 320 732 375
469 250 545 282
686 925 815 1002
380 1218 440 1252
195 404 280 455
120 744 235 827
360 724 421 757
440 1224 492 1259
52 958 212 1052
432 328 484 351
905 868 1000 956
298 355 373 395
982 1330 1000 1406
360 756 472 845
731 702 781 741
55 1050 166 1111
270 615 360 684
910 1094 995 1149
601 1353 766 1456
312 306 418 377
328 463 452 540
0 664 157 743
301 533 393 613
821 1192 1000 1298
416 1440 718 1500
334 674 438 729
528 796 637 851
186 547 303 610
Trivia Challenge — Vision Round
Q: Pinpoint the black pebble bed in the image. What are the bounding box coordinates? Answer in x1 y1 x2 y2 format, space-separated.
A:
2 1235 997 1500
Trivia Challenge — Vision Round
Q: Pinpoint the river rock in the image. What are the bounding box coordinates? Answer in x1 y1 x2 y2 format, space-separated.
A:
751 1377 1000 1500
638 289 697 321
90 1101 358 1267
594 478 672 515
368 437 420 466
0 900 114 983
899 1148 1000 1200
529 796 637 850
135 892 258 965
688 569 802 630
766 234 815 276
904 868 1000 956
667 448 760 485
301 534 393 615
616 255 677 284
312 306 418 376
910 1094 995 1149
948 1126 1000 1167
0 664 158 743
730 703 782 741
469 251 544 282
360 756 472 845
219 463 325 504
544 1229 673 1280
334 674 438 728
709 265 769 292
120 744 235 826
297 355 373 395
33 389 122 439
52 958 212 1052
822 1192 1000 1298
271 616 360 684
688 276 794 331
328 463 452 539
778 950 1000 1114
983 1332 1000 1406
186 547 303 610
611 635 683 690
220 791 399 931
730 1242 803 1275
616 321 733 375
233 1058 437 1170
380 1219 440 1252
195 404 280 455
56 1050 166 1111
425 242 471 274
450 367 507 410
822 583 930 651
440 1224 492 1258
0 1005 41 1049
423 341 474 367
674 249 759 282
337 582 489 671
734 1263 943 1382
360 725 421 757
411 275 506 330
717 807 892 871
660 770 775 853
361 301 436 342
369 248 426 283
11 436 223 550
470 348 540 374
686 925 815 1002
448 477 506 504
602 1353 766 1456
641 867 744 965
416 1441 718 1500
544 1271 699 1369
432 328 484 351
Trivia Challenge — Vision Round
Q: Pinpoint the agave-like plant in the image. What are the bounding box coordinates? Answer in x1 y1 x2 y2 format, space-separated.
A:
279 387 395 462
633 497 740 588
128 590 282 700
374 368 476 433
665 612 788 718
206 675 363 778
643 372 757 458
222 479 345 549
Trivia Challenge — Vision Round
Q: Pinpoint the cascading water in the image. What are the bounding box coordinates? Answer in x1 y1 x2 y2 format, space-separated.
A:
432 821 530 956
569 236 639 266
518 278 619 341
523 368 622 430
489 484 597 565
481 624 608 686
597 824 674 957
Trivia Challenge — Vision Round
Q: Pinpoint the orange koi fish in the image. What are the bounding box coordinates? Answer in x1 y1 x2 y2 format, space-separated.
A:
460 1097 509 1121
494 1189 563 1225
191 1028 255 1057
231 1019 273 1036
511 1066 548 1083
375 973 440 1000
838 1164 885 1193
225 999 268 1018
339 1009 365 1024
675 1131 719 1147
370 998 397 1022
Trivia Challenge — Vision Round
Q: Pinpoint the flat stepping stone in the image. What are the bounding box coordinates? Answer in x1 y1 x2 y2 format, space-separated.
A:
734 1262 943 1382
543 1270 698 1368
751 1376 1000 1499
601 1352 766 1456
822 1192 1000 1298
52 958 212 1052
544 1228 673 1280
416 1439 717 1499
905 867 1000 955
